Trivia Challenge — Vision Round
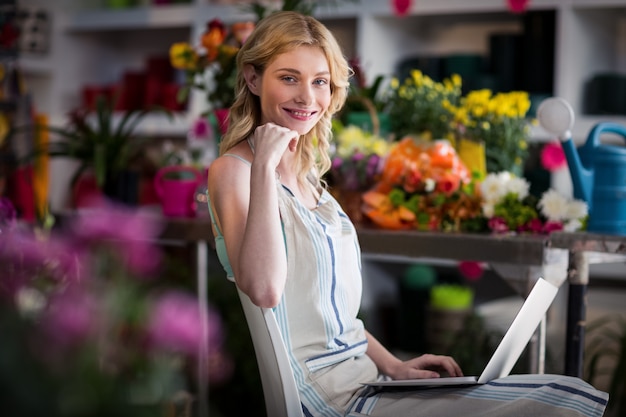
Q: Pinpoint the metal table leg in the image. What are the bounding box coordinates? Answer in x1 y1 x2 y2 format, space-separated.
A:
565 251 589 378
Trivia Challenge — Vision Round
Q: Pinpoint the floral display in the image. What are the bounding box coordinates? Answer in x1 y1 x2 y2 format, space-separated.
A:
0 202 232 416
361 136 484 231
444 89 533 176
358 136 587 235
169 19 255 111
480 171 588 234
328 123 390 191
382 70 462 141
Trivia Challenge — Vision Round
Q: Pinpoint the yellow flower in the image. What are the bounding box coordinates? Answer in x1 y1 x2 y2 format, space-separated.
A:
169 42 198 70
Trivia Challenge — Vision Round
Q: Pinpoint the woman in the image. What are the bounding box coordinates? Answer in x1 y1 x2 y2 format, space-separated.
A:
207 10 608 417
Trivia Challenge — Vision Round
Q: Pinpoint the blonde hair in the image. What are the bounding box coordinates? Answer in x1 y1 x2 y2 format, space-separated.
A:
219 11 351 187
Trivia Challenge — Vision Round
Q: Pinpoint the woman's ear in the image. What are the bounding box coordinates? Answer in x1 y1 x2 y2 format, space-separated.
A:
243 64 260 96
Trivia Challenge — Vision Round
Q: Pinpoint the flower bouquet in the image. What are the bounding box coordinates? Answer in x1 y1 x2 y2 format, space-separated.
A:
169 19 255 111
327 123 390 222
361 136 485 231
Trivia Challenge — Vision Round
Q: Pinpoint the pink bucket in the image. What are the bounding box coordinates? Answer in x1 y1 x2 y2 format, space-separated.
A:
154 165 202 217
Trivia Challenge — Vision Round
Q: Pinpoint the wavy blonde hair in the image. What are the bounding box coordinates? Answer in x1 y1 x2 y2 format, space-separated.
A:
219 11 351 187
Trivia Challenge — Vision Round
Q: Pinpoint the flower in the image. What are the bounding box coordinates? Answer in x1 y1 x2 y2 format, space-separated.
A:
382 69 462 140
0 201 232 415
445 89 533 176
480 171 588 234
362 136 485 231
540 140 567 172
327 123 390 191
170 19 255 110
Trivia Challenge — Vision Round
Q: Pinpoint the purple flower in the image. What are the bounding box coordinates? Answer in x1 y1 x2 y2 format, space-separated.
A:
331 156 343 170
0 197 16 228
41 288 98 348
71 203 163 277
147 291 222 358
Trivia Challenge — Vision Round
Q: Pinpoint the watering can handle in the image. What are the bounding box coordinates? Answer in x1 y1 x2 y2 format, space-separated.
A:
586 122 626 148
154 165 202 198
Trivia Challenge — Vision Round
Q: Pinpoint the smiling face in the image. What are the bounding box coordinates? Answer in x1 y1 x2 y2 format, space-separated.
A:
245 45 332 135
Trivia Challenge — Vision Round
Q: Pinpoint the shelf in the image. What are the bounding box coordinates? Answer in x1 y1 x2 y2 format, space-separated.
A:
66 3 195 31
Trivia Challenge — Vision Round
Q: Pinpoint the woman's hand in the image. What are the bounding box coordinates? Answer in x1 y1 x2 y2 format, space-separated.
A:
249 122 299 170
386 354 464 380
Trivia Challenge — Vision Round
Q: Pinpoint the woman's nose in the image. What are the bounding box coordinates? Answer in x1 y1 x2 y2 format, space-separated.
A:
295 84 314 105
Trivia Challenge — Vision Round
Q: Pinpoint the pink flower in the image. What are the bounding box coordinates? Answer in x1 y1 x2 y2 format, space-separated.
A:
540 141 567 172
543 220 564 234
72 202 163 277
488 217 510 233
458 261 484 282
41 288 98 348
519 218 544 234
147 291 222 358
190 117 212 140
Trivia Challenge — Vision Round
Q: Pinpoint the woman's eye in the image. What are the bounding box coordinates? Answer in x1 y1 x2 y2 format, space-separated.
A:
314 78 329 86
281 76 296 83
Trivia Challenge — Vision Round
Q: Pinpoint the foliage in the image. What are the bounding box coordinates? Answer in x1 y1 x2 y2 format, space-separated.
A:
327 122 390 191
585 314 626 417
169 19 255 111
244 0 359 21
445 89 533 175
19 96 165 189
382 70 462 141
0 200 231 417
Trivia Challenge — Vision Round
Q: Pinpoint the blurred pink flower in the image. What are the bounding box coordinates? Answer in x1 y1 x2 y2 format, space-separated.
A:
72 203 163 277
458 261 484 282
42 288 98 348
190 117 213 140
147 291 222 358
488 217 510 234
540 141 567 172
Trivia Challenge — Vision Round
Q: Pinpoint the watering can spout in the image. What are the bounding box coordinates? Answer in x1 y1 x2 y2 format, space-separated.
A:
560 138 593 204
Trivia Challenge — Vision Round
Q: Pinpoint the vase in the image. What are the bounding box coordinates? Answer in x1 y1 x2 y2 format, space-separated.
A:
457 138 486 178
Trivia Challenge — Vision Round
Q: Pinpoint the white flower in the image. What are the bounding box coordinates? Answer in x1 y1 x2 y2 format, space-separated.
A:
424 178 436 193
506 176 530 201
566 200 588 221
482 201 495 218
480 172 508 203
538 189 570 221
563 218 583 232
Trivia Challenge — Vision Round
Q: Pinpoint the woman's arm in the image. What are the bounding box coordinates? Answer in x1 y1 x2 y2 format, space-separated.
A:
365 330 463 380
208 124 298 308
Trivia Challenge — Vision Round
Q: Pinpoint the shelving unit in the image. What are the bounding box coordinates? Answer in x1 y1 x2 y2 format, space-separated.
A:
17 0 626 210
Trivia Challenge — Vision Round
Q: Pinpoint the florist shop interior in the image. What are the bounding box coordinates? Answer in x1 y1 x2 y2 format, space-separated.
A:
1 0 626 416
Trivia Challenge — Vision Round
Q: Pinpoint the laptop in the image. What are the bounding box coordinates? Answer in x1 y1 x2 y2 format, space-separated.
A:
364 277 559 388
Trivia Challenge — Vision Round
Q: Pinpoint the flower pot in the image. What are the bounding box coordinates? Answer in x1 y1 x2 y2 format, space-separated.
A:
154 166 202 217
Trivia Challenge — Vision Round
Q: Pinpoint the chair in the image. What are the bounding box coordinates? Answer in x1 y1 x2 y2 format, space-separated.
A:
236 288 304 417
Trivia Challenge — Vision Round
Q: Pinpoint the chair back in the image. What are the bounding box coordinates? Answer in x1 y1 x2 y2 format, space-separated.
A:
236 288 304 417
